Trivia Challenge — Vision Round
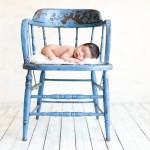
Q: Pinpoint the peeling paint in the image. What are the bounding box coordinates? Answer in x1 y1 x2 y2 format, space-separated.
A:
32 9 102 26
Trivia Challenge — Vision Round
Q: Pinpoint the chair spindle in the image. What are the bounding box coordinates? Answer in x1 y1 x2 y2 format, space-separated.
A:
31 25 36 55
100 25 105 62
75 28 78 47
90 27 94 43
58 28 62 45
42 27 47 46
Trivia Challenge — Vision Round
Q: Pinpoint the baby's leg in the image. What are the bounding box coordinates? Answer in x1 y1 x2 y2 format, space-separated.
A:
41 46 56 60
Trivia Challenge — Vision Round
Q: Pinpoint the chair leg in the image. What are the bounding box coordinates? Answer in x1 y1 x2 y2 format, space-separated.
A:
91 71 99 119
36 71 45 120
103 71 110 141
22 70 32 141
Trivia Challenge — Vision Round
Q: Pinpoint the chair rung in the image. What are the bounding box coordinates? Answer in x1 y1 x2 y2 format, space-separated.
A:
93 82 103 90
31 94 103 99
31 105 39 113
30 112 104 117
96 105 104 113
41 100 93 103
45 79 91 82
31 83 42 91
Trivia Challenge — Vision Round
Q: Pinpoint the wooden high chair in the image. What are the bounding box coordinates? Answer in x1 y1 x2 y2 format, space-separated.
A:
21 8 112 141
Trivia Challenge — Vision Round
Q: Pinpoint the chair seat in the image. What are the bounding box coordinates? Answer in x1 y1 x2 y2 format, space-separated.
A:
23 63 113 71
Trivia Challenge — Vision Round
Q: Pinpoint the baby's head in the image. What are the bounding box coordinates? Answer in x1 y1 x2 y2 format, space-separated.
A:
73 43 99 60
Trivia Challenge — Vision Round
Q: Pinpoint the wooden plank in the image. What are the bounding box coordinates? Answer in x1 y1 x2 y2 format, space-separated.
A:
0 107 22 149
125 103 150 141
0 107 9 125
1 102 150 150
11 113 37 150
0 102 21 110
0 103 21 127
10 102 43 149
60 104 76 150
111 103 150 150
27 104 52 150
44 104 62 150
73 104 92 150
84 104 108 150
142 103 150 114
98 105 123 150
0 105 20 140
111 103 138 150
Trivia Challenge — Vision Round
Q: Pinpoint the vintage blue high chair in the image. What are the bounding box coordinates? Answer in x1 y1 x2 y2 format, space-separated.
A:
21 8 112 141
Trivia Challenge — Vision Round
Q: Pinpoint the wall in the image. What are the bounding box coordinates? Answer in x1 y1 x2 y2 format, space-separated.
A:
0 0 150 103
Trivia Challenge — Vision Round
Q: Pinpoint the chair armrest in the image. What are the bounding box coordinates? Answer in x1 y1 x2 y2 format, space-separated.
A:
104 20 111 63
96 20 111 63
21 19 32 64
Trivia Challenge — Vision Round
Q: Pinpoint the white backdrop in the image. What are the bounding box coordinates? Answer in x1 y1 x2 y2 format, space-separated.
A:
0 0 150 103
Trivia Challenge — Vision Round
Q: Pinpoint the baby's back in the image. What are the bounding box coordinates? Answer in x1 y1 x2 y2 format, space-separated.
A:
48 44 75 57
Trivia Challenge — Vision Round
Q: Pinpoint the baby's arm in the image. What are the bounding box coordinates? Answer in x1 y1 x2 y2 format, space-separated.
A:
61 57 81 63
41 45 56 60
60 49 81 63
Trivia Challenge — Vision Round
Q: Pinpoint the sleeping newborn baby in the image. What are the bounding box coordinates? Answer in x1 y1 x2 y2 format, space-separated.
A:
41 43 99 64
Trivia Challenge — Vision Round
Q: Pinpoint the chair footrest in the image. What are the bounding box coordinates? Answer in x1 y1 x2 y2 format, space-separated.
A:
30 111 104 117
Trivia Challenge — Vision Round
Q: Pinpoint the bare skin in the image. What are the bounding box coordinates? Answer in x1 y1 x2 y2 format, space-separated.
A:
41 44 92 63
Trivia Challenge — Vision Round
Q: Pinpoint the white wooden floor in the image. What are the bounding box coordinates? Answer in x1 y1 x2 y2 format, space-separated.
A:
0 102 150 150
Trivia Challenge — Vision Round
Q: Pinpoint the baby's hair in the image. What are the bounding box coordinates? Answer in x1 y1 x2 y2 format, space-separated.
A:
82 43 99 58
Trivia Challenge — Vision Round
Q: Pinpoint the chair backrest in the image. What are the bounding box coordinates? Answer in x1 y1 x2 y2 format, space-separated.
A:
21 8 111 64
32 9 102 27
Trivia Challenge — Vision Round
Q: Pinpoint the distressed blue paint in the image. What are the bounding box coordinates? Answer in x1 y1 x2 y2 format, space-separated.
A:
30 18 105 28
100 25 105 62
31 25 36 55
103 71 110 141
21 19 31 64
105 20 111 63
75 28 78 47
91 71 99 119
22 70 32 141
21 9 112 141
36 71 45 120
30 112 104 117
42 27 47 46
58 28 62 45
32 9 102 28
90 27 94 43
41 100 94 103
23 63 112 71
31 94 103 99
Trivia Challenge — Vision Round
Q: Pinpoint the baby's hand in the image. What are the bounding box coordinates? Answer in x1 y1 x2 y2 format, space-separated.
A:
75 59 82 64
